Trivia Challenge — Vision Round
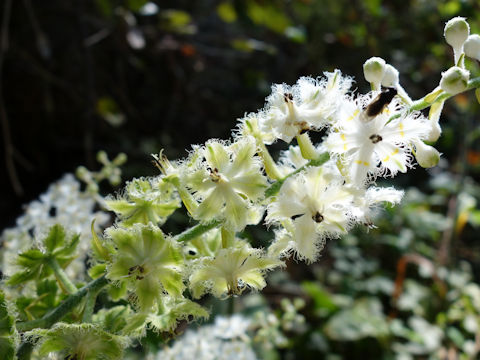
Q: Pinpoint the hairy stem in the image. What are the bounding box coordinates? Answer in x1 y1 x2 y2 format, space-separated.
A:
264 152 330 198
173 220 221 242
16 275 108 332
47 257 77 295
82 287 99 323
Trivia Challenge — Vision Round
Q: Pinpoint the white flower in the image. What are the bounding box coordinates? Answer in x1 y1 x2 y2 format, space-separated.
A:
1 174 110 280
258 71 352 143
326 93 431 184
350 186 404 226
266 167 355 263
154 315 257 360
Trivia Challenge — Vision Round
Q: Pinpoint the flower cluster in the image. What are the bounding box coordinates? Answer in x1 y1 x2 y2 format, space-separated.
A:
0 174 110 280
152 315 256 360
2 16 480 360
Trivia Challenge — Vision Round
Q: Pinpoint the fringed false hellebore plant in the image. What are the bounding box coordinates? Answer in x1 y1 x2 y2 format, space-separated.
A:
2 16 480 359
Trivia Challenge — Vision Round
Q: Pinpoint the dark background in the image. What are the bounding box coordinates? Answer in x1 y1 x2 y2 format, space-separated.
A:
1 0 480 230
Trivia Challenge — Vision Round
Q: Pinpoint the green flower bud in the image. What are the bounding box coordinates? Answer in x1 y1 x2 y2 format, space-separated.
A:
440 66 469 94
464 34 480 61
363 57 386 89
444 17 469 50
414 140 441 168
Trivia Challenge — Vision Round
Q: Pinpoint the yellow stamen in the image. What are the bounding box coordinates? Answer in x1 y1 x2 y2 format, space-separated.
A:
347 109 359 121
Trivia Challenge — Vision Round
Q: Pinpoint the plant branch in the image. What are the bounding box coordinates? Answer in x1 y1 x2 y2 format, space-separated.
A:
47 257 77 295
173 220 221 242
16 275 108 332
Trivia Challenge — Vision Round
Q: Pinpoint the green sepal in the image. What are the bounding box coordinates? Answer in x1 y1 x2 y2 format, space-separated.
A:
148 296 209 333
27 323 129 360
91 220 114 262
107 281 128 302
88 263 107 279
92 306 132 335
0 291 19 360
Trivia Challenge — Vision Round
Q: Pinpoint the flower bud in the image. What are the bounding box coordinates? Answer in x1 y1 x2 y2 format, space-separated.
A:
444 17 470 50
440 66 469 94
381 64 399 87
414 140 440 168
363 57 386 88
426 121 442 143
464 34 480 61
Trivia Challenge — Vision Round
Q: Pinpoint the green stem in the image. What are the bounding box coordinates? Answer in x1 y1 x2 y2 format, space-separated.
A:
264 152 330 198
411 76 480 112
16 342 33 360
173 220 221 242
82 288 98 323
16 275 109 332
47 257 77 295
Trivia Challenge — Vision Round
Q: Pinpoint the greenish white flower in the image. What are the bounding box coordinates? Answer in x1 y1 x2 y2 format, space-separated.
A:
27 323 129 360
105 223 184 310
105 177 180 227
189 241 282 298
186 137 268 231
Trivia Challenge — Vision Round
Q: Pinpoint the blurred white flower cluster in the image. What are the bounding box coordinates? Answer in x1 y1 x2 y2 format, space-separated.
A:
1 174 110 279
152 315 256 360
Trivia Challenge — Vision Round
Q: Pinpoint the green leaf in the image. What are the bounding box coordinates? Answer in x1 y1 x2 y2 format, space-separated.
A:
148 297 209 333
53 234 80 258
324 298 389 341
246 0 291 33
44 224 66 253
217 2 237 23
302 281 338 314
475 88 480 104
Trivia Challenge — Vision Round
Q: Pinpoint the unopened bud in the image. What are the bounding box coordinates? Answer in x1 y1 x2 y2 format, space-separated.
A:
426 121 442 142
414 140 440 168
381 64 399 87
444 17 470 50
96 150 108 164
440 66 469 94
363 57 386 88
464 34 480 61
